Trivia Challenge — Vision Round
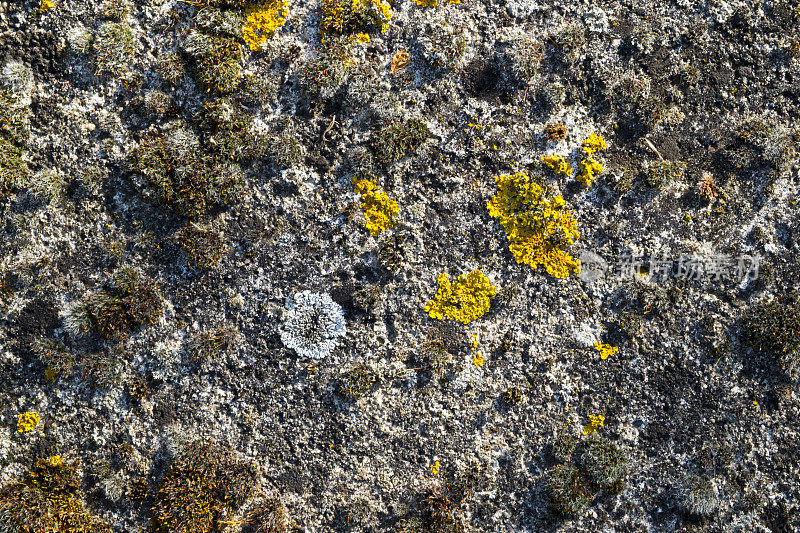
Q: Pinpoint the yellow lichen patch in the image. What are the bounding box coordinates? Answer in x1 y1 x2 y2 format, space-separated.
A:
541 154 572 176
582 414 605 435
487 172 580 279
430 461 440 475
353 178 398 236
424 270 497 324
17 411 40 433
40 0 55 11
472 352 484 367
594 342 618 360
576 158 603 187
581 132 607 156
242 1 288 51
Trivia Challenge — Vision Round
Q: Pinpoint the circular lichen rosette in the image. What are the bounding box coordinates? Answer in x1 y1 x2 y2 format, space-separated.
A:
279 290 346 360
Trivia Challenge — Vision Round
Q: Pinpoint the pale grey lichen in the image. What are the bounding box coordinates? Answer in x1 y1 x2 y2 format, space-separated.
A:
279 290 346 360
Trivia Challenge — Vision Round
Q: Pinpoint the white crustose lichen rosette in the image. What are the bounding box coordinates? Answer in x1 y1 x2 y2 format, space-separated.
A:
279 290 346 360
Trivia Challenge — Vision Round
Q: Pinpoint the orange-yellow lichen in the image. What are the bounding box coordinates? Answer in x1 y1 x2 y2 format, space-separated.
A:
487 172 580 279
576 158 603 187
242 1 288 51
594 342 618 360
575 133 607 187
424 270 497 324
17 411 40 433
582 414 605 435
581 132 607 156
541 154 572 176
353 178 398 236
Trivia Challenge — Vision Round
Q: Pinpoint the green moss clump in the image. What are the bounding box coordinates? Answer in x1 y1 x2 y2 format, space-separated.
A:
545 434 628 516
176 223 227 269
741 295 800 377
194 8 246 38
65 267 164 339
546 462 595 516
238 72 280 107
152 441 257 533
580 438 627 490
125 131 245 218
298 39 356 100
184 30 243 94
336 364 378 400
99 0 133 21
159 53 187 85
243 496 290 533
369 118 430 165
187 325 238 362
319 0 392 36
0 269 13 303
643 160 686 189
199 98 261 162
676 474 725 516
265 124 304 168
0 87 31 195
417 21 467 71
0 456 112 533
400 469 478 533
502 386 522 405
93 22 136 78
0 137 28 195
